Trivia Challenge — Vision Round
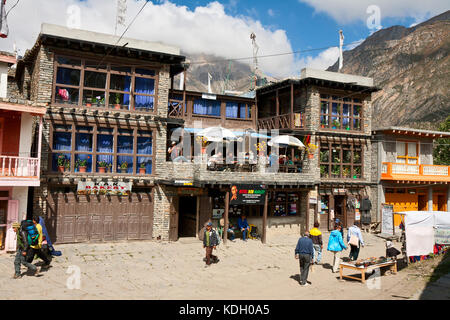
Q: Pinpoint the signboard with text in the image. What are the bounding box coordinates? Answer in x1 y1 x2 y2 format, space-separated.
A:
230 184 266 205
77 181 132 196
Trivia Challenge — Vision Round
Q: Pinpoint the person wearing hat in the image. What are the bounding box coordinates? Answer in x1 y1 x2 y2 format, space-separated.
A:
203 222 219 266
386 241 401 260
12 222 38 278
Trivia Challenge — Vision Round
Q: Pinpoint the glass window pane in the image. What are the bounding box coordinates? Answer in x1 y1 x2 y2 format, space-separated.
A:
320 115 329 126
109 92 131 110
83 90 105 107
353 105 361 117
332 102 339 116
137 136 152 155
332 147 341 163
342 118 350 129
135 68 155 76
119 129 133 135
226 102 238 118
343 104 350 116
117 136 133 154
320 149 329 162
53 132 72 151
353 119 361 130
321 101 329 114
57 57 81 66
75 154 92 173
111 65 132 73
353 166 362 178
135 77 155 95
320 165 329 178
55 86 79 104
331 165 341 178
397 142 406 156
134 95 154 112
75 133 93 152
136 157 152 174
354 150 361 164
239 104 247 119
408 142 417 157
56 67 80 86
85 60 107 70
331 117 340 129
110 74 131 91
84 71 106 89
343 149 352 163
343 165 351 178
52 153 71 172
117 155 133 174
96 154 113 173
97 134 113 153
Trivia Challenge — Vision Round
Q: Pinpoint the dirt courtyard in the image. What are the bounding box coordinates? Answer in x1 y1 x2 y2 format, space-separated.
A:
0 232 439 300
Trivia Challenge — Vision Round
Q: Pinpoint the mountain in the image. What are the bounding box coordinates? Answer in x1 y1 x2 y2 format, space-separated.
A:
174 52 277 94
328 10 450 129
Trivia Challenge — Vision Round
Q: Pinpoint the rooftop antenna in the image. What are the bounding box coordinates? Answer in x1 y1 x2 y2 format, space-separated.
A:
250 32 259 90
339 30 344 71
115 0 127 36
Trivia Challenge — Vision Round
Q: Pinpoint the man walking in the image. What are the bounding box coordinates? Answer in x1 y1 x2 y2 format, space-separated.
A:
203 222 219 267
347 221 364 261
309 222 323 264
327 224 347 273
12 222 38 278
26 216 51 269
295 231 314 286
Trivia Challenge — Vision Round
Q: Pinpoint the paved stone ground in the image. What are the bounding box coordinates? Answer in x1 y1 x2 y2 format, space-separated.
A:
0 232 445 300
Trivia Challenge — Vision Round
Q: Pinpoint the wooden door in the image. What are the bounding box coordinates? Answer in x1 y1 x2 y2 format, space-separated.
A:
139 191 153 240
169 196 179 241
128 194 140 240
7 200 19 230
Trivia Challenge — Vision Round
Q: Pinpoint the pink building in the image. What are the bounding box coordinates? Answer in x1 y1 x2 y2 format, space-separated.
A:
0 52 45 251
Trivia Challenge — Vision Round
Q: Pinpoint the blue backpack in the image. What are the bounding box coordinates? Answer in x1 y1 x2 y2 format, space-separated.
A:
20 220 39 247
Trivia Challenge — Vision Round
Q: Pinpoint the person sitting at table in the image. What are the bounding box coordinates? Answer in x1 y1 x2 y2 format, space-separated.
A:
237 214 250 242
286 156 294 165
268 151 279 172
226 152 235 164
208 152 223 169
279 155 287 165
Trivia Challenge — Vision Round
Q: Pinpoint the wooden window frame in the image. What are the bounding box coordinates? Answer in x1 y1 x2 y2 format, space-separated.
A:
52 54 159 114
396 140 419 164
49 122 155 176
319 141 363 180
319 94 363 132
268 191 300 217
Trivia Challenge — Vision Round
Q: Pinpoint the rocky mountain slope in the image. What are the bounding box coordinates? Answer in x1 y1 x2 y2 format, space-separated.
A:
328 10 450 129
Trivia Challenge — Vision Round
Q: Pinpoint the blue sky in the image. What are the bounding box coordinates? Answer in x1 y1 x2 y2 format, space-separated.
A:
1 0 448 77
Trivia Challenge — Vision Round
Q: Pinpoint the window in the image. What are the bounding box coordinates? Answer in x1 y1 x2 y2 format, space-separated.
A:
226 102 250 119
320 141 363 179
193 99 221 117
50 123 154 175
268 191 300 217
396 141 419 164
53 55 158 112
320 94 363 131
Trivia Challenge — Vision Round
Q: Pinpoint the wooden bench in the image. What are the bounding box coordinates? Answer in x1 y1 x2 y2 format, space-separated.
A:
339 261 397 284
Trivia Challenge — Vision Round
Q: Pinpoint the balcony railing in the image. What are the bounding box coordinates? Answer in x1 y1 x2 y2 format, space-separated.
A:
0 156 40 179
258 113 304 130
381 162 450 181
168 98 185 118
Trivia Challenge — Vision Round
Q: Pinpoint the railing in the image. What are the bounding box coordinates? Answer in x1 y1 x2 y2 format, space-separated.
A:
381 162 450 180
168 99 184 118
0 156 39 178
258 113 304 130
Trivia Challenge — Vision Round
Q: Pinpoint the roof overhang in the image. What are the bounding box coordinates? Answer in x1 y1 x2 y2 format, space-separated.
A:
0 102 46 115
373 127 450 139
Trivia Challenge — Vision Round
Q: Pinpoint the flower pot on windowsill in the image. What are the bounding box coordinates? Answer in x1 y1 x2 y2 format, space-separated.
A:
321 125 325 128
115 104 121 110
98 167 106 174
86 103 92 107
201 147 207 154
139 168 146 174
78 166 87 173
58 166 65 173
332 126 337 129
308 153 314 159
120 168 127 174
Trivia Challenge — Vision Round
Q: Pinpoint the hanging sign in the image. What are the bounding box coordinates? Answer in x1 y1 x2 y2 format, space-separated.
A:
381 203 394 235
202 93 217 100
77 181 132 196
230 184 266 205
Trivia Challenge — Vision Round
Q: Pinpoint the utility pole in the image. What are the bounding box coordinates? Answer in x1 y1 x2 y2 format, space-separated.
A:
250 32 259 90
339 30 344 71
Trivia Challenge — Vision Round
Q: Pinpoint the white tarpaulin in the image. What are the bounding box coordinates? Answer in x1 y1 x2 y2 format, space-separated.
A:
400 211 450 256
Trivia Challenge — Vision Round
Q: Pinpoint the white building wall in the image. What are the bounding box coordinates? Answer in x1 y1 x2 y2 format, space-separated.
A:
12 186 28 221
19 113 33 157
0 63 8 99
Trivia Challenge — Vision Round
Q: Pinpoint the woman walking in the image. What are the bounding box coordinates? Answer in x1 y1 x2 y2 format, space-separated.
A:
347 221 365 261
327 224 347 273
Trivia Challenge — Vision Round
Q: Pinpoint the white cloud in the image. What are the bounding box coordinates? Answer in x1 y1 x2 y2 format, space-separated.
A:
298 0 449 24
268 9 275 17
296 47 340 71
0 0 304 78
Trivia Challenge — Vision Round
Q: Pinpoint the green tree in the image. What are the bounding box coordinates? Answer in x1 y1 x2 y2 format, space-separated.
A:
433 116 450 165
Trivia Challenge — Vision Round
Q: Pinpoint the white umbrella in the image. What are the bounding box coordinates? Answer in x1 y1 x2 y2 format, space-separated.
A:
268 135 305 148
197 127 237 142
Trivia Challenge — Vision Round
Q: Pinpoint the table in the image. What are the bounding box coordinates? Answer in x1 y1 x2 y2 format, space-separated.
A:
339 260 397 284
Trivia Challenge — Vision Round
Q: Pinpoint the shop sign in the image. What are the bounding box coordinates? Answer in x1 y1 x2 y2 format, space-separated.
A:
212 209 224 219
435 228 450 245
77 181 132 196
333 188 347 194
202 93 217 100
230 184 266 205
174 180 194 186
178 188 203 195
309 198 317 204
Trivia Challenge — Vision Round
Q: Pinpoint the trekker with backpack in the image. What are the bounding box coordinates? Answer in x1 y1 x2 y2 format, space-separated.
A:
12 222 38 279
25 216 51 269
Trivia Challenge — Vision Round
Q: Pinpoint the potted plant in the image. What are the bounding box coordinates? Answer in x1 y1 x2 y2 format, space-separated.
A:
86 97 92 107
305 143 318 159
120 161 128 173
57 154 69 173
332 120 340 129
139 162 146 174
75 158 88 173
114 93 121 110
196 136 209 154
97 161 110 174
255 141 267 157
342 167 350 178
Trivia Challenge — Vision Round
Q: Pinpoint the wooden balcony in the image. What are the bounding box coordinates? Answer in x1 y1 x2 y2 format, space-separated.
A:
0 155 40 186
168 98 185 118
257 113 304 131
381 162 450 183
